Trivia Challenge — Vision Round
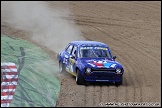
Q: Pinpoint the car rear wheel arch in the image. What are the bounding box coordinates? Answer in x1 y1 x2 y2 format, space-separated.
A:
59 61 65 73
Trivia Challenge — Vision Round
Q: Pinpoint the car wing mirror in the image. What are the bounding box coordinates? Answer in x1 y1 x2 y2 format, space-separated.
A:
70 55 75 59
113 56 116 59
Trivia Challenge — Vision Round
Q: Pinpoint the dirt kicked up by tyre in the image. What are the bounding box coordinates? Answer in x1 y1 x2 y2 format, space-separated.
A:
57 41 124 86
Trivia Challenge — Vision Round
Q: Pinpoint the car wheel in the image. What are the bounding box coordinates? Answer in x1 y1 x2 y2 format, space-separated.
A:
115 78 123 86
76 69 85 85
59 61 64 73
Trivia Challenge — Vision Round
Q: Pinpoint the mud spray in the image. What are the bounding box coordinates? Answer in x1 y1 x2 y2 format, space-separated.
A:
1 1 85 53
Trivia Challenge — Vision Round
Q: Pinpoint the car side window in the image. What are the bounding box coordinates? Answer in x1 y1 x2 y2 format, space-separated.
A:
71 46 77 58
66 44 73 54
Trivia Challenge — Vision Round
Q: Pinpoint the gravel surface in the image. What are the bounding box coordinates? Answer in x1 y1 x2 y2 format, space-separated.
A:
1 1 161 107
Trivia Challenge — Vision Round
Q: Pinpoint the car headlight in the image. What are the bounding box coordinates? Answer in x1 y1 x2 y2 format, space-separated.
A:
116 68 121 73
86 68 91 73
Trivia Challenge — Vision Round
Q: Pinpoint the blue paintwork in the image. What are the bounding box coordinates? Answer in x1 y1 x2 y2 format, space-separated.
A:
57 41 124 83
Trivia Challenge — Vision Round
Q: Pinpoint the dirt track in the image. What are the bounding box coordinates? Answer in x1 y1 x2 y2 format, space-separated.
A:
1 1 161 107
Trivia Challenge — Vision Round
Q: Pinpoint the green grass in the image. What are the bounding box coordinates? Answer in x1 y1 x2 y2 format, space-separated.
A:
1 34 60 107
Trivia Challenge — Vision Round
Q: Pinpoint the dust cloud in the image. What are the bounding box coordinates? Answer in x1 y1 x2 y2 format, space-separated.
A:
1 1 85 53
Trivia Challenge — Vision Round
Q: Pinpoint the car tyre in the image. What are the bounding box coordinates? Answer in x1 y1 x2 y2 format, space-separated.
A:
76 69 85 85
115 78 123 86
59 61 65 73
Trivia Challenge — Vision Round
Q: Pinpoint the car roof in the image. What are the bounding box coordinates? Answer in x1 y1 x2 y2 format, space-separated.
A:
70 41 108 47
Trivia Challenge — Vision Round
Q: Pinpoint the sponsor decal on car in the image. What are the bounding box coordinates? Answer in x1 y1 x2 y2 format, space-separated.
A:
85 59 116 68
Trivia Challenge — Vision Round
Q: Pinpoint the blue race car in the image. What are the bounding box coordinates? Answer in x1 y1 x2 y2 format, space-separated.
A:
57 41 124 85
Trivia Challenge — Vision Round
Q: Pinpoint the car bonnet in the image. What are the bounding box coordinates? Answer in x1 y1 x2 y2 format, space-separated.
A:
80 58 121 68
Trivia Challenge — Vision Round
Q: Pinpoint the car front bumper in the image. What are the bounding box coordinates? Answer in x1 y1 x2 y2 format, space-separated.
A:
83 72 123 83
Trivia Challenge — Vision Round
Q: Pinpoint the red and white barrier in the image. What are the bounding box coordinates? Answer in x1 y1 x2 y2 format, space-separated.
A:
1 62 18 107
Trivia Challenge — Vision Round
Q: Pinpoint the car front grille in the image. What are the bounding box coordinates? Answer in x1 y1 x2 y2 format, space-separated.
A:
91 68 115 72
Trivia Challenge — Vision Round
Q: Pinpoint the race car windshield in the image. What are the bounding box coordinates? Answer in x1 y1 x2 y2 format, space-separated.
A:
80 46 111 58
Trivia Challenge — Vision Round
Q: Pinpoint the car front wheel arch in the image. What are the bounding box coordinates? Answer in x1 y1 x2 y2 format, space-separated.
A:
115 77 123 86
76 69 85 85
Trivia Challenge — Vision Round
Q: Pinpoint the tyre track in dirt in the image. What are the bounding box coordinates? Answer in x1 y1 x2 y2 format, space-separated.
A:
1 1 160 107
79 26 131 104
105 25 159 100
84 85 94 106
89 27 129 103
93 85 101 106
114 31 160 87
76 1 160 105
92 27 141 102
61 11 159 104
94 25 160 102
114 53 134 102
94 26 160 86
119 53 142 102
78 23 160 67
